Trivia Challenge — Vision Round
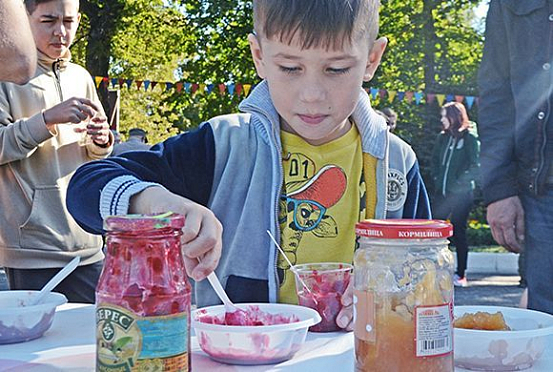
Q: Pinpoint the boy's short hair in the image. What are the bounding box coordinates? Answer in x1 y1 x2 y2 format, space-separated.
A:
24 0 80 14
253 0 380 50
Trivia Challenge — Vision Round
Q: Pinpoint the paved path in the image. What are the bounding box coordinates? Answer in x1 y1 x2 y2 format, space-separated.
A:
1 269 524 307
454 273 524 307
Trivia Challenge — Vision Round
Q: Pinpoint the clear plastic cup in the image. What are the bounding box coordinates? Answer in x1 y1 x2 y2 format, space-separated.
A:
294 262 353 332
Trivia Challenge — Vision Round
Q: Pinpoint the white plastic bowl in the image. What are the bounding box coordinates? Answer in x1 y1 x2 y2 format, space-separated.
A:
455 305 553 371
192 303 321 365
0 290 67 344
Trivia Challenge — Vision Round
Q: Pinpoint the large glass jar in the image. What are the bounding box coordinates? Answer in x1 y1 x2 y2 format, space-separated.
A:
96 213 191 371
353 219 454 372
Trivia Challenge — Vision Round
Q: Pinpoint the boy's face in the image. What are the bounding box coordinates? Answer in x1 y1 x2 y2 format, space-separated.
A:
28 0 81 60
249 33 386 146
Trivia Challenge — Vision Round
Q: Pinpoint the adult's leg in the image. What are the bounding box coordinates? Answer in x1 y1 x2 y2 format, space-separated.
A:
521 190 553 314
5 260 104 303
431 194 451 221
449 191 474 278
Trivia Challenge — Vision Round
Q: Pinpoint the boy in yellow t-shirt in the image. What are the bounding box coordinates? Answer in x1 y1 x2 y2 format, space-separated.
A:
67 0 431 330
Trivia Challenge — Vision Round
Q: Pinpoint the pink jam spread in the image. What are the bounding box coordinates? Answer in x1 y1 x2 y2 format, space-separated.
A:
196 305 300 326
98 214 191 317
297 268 350 332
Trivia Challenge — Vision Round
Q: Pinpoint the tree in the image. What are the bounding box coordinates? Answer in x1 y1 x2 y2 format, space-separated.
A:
74 0 189 142
71 0 484 162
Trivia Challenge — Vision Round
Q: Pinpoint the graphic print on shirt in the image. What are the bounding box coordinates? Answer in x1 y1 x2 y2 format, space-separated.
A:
278 152 347 285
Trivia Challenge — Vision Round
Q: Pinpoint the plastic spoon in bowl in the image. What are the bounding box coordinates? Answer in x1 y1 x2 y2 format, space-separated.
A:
205 271 251 325
30 256 80 305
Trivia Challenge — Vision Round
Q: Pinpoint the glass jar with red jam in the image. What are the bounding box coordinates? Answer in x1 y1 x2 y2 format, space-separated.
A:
96 212 191 372
353 219 454 372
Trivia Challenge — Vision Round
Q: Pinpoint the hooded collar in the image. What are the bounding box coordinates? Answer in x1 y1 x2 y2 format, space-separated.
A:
239 80 388 159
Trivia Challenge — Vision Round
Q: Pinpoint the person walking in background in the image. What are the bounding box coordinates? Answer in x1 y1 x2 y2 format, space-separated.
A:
431 102 480 287
0 0 112 304
478 0 553 314
375 107 398 132
0 0 37 84
381 107 398 132
111 127 151 156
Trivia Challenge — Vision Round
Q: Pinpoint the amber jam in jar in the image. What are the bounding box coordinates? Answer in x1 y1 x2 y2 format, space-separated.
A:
96 213 191 372
353 219 454 372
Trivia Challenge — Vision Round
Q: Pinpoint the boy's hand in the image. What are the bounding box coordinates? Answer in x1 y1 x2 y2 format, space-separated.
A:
42 97 101 131
79 116 111 146
336 280 354 331
129 186 223 281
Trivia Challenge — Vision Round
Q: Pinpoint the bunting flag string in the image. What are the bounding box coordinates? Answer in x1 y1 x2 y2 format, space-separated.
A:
93 75 479 108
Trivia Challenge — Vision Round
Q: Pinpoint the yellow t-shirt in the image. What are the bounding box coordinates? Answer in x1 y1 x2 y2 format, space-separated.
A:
278 124 376 304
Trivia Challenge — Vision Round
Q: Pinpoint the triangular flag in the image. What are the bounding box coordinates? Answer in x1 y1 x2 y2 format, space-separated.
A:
455 95 464 103
143 80 151 91
176 82 183 93
405 91 414 103
191 83 199 94
387 90 397 103
466 96 475 109
184 82 191 93
445 94 454 102
397 91 405 102
111 78 118 88
243 84 252 96
206 84 214 94
165 82 173 91
436 94 446 106
227 83 235 96
125 79 132 89
136 80 143 90
414 92 423 105
235 84 243 96
370 88 378 100
218 83 226 95
378 89 387 100
427 93 436 104
151 81 158 91
197 84 204 94
94 76 103 88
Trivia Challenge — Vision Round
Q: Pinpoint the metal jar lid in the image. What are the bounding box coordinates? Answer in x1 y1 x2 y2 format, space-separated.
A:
104 212 185 232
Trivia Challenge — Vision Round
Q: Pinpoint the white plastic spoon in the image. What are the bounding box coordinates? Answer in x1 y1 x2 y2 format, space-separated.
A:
205 271 251 325
266 230 314 296
206 271 241 312
30 256 80 305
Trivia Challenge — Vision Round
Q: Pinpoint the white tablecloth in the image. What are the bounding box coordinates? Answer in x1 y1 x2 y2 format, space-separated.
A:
1 303 552 371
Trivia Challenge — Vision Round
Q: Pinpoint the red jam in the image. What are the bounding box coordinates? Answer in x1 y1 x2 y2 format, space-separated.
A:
96 213 191 371
295 264 352 332
196 305 300 326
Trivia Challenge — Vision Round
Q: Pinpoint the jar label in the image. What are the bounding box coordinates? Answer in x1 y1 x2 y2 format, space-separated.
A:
353 289 375 342
97 304 189 371
414 303 453 357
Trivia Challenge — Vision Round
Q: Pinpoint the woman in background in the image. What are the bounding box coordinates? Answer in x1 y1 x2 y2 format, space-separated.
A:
431 102 480 287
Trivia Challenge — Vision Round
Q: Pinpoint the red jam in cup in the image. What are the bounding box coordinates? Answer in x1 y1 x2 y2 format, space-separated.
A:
294 263 353 332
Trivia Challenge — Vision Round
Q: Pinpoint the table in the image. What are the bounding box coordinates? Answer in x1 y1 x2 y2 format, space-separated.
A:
1 303 552 371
